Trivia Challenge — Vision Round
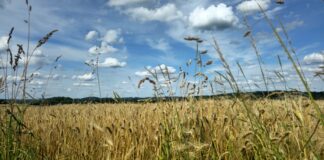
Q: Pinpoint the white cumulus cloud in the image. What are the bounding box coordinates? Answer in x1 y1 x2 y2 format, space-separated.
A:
135 64 176 77
87 29 123 55
107 0 150 7
126 3 183 22
153 64 176 74
0 36 8 52
304 52 324 64
20 49 49 66
276 20 304 32
189 4 238 30
286 20 304 30
88 42 118 55
135 70 151 77
31 72 61 80
102 29 123 44
73 82 95 87
30 80 45 86
85 30 98 41
98 57 126 68
72 72 95 81
237 0 271 14
146 38 171 52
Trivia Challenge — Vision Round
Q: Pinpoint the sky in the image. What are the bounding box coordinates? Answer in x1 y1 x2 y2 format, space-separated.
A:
0 0 323 98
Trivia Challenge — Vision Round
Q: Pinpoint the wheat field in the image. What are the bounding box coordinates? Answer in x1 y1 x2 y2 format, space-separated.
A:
1 1 324 159
3 97 319 159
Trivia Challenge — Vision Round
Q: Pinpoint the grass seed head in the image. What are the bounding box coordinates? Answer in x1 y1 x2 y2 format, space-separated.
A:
184 36 203 43
276 0 284 4
205 60 213 66
35 29 58 49
243 30 251 37
200 50 208 54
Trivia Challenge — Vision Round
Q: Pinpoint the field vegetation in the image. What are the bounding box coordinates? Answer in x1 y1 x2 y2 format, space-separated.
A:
0 0 324 159
1 98 322 159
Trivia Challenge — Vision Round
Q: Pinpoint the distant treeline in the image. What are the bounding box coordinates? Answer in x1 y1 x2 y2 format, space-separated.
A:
0 91 323 106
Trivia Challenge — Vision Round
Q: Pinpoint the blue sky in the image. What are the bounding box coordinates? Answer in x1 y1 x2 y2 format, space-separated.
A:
0 0 323 98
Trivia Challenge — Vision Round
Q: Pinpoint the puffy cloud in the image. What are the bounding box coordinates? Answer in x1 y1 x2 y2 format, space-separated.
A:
0 49 50 67
0 36 8 52
152 64 176 74
33 49 45 57
85 30 98 41
30 80 45 86
21 49 50 66
31 72 61 80
126 3 183 22
189 4 238 30
98 57 126 68
6 75 22 81
286 20 304 30
135 70 150 77
87 29 123 55
50 74 61 80
102 29 123 44
303 52 324 64
88 42 118 55
107 0 149 7
302 66 323 73
146 38 171 52
72 72 95 81
236 0 271 14
263 6 283 19
72 82 95 87
121 81 128 84
276 20 304 32
135 64 176 77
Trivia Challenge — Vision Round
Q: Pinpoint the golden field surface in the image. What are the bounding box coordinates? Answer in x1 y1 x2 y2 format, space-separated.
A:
2 98 324 159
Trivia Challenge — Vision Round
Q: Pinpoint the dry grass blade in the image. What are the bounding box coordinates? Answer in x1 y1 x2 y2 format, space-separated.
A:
257 2 321 107
5 109 28 129
277 18 307 80
243 17 268 91
237 61 251 91
212 37 239 92
303 119 321 150
138 77 156 88
256 2 324 150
